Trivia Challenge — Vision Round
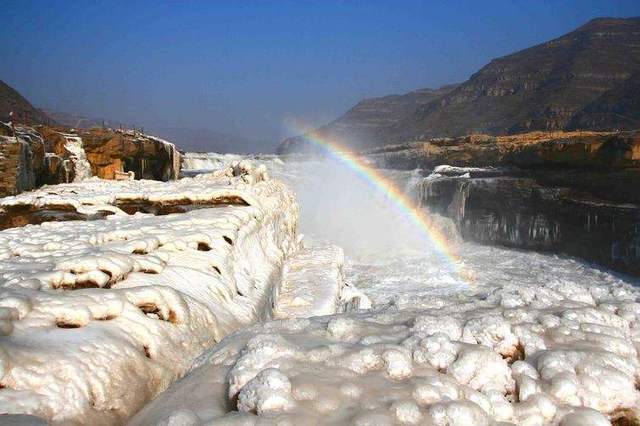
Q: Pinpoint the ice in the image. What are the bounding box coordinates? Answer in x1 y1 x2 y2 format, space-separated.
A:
2 153 640 424
127 154 640 425
0 161 321 424
61 133 92 181
131 270 640 424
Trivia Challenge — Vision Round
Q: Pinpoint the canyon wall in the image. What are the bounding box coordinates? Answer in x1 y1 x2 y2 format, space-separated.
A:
386 131 640 276
0 126 181 197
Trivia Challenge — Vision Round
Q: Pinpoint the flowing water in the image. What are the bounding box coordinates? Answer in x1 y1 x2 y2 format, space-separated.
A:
183 153 639 306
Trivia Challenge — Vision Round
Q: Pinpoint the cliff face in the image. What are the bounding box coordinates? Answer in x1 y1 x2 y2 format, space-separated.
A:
0 126 181 197
390 131 640 276
0 124 45 196
79 129 180 181
280 17 640 153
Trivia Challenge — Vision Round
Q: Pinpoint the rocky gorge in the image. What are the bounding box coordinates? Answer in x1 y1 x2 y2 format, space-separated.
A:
363 131 640 276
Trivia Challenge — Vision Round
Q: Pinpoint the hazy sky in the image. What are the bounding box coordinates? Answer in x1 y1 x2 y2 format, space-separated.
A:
2 0 639 151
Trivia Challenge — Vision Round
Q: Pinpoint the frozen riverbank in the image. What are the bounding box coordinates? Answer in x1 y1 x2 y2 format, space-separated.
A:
131 268 640 425
0 161 363 424
130 153 640 425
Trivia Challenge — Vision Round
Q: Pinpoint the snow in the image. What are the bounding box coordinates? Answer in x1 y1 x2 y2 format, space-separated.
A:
61 133 92 181
272 243 371 319
2 154 640 425
131 270 640 425
0 161 324 424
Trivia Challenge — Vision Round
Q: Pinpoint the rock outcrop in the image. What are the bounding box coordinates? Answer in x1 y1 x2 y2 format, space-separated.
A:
0 126 181 197
78 128 180 180
0 123 46 196
394 131 640 276
280 17 640 153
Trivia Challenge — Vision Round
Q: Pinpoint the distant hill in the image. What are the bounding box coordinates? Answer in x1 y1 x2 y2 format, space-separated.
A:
0 80 57 126
280 17 640 153
39 109 125 130
278 84 458 153
148 126 264 153
40 110 261 153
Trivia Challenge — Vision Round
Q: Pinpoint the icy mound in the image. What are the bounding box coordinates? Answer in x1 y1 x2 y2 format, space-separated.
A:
131 276 640 425
273 244 371 319
0 161 311 424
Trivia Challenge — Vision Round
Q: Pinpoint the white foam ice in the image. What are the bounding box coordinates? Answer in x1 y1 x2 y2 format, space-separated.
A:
132 153 640 425
0 161 311 424
2 153 639 425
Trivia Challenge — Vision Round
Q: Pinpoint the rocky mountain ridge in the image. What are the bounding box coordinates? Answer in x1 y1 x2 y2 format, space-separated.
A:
280 17 640 153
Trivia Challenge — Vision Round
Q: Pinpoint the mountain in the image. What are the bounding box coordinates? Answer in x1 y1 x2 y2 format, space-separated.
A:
567 71 640 131
280 17 640 153
39 109 126 130
0 80 56 126
278 84 458 153
40 110 261 153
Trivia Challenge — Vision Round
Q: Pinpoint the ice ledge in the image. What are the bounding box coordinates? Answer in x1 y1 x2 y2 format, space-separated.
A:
0 161 305 424
272 243 371 319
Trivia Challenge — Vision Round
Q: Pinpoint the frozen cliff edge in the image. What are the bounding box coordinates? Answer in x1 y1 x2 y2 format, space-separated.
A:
131 271 640 425
0 161 359 424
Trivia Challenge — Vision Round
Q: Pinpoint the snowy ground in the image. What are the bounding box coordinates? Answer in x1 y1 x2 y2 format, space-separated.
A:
131 272 640 425
0 161 364 424
1 155 639 425
127 153 640 425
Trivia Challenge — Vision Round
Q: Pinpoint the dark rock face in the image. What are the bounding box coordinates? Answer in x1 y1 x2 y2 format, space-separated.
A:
407 131 640 276
420 174 640 276
280 17 640 153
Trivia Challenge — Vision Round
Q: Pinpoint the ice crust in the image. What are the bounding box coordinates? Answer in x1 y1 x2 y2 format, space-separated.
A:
0 161 349 424
2 155 640 425
131 273 640 425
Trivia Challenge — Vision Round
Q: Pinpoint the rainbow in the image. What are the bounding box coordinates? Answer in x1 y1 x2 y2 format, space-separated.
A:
286 123 472 284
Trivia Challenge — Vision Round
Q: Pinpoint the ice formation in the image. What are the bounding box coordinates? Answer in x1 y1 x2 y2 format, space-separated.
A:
60 133 92 181
131 273 640 425
2 155 640 425
0 161 361 424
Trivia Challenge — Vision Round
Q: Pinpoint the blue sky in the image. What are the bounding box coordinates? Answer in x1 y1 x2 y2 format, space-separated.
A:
1 0 639 150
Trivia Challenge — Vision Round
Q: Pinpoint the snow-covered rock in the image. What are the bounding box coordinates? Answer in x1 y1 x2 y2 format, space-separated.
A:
0 161 303 424
272 243 371 319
